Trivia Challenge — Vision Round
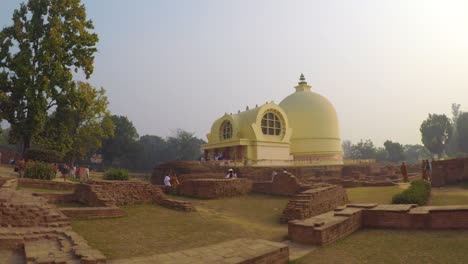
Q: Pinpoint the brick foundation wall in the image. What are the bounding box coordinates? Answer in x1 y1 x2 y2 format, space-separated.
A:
281 185 348 223
32 193 77 204
60 206 125 219
252 173 312 196
177 178 253 199
18 178 77 191
75 180 195 211
431 158 468 187
289 204 468 246
0 188 69 228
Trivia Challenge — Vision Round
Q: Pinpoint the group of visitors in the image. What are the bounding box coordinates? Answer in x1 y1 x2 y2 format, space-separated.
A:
55 163 90 182
400 159 433 183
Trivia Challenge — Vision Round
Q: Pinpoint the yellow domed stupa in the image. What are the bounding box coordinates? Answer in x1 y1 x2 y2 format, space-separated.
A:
201 74 343 166
279 74 342 163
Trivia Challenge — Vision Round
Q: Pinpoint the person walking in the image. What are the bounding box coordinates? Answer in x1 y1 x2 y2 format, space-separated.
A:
400 162 408 183
421 160 428 181
426 159 432 180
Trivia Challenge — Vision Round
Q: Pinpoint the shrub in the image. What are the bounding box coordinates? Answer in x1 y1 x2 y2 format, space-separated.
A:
24 148 64 163
23 161 55 180
392 180 431 206
103 168 129 181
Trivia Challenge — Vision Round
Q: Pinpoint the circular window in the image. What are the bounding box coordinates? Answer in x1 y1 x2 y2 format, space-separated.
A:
261 111 282 136
220 121 233 140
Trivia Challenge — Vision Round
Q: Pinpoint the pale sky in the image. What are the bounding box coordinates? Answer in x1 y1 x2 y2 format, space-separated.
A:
1 0 468 146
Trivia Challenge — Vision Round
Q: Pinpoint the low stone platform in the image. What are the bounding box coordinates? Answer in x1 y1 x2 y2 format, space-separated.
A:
280 184 348 223
110 238 289 264
177 178 253 199
60 206 125 219
289 203 468 246
0 227 106 263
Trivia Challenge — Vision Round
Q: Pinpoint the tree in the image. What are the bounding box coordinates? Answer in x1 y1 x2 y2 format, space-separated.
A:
0 0 98 153
383 140 405 162
403 144 431 164
420 114 452 158
457 112 468 155
37 82 114 161
133 135 168 170
166 129 206 161
350 139 377 160
342 140 352 159
100 115 140 167
446 103 462 155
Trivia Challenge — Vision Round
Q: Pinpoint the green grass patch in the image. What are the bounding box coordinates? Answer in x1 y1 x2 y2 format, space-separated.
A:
298 229 468 264
72 194 289 259
346 186 402 204
392 180 431 205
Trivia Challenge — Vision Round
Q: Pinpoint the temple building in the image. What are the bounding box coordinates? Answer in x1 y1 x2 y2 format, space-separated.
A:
201 74 343 166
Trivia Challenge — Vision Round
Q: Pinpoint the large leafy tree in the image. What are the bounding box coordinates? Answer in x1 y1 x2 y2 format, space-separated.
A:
166 129 206 161
0 0 98 152
446 103 462 155
100 115 140 167
133 135 168 170
383 140 405 162
420 114 452 158
37 82 114 161
403 144 431 164
350 139 377 160
457 112 468 155
341 140 352 159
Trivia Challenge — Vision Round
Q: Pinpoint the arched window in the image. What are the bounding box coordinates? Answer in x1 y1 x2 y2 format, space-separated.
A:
261 112 282 135
220 121 233 140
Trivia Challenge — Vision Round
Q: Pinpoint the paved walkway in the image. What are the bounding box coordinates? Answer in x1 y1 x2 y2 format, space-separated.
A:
111 238 289 264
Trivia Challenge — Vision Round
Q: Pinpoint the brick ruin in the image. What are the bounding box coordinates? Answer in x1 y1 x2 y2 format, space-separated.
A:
431 157 468 187
0 177 106 263
252 172 312 196
280 185 348 223
0 176 292 263
288 203 468 246
176 178 253 199
151 160 420 190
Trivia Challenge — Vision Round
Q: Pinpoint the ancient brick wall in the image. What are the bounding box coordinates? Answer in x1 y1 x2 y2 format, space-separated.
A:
177 178 253 199
75 180 195 211
0 188 69 228
289 204 468 246
281 185 348 223
431 158 468 187
60 206 125 219
18 178 77 191
252 173 311 196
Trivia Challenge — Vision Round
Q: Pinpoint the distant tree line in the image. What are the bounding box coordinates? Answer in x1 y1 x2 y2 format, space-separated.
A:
342 139 430 164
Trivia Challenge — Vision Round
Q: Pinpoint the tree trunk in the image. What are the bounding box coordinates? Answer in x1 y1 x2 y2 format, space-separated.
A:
22 136 31 156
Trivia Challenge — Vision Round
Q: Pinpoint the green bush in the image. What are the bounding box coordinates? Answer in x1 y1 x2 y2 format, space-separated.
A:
392 180 431 206
103 168 129 181
24 148 64 163
23 161 55 180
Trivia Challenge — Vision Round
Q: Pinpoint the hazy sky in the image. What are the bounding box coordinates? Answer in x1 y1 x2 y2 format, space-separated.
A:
1 0 468 146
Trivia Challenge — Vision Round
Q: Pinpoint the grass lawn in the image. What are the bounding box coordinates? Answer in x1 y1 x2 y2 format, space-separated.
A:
430 183 468 205
298 229 468 264
346 186 402 204
71 194 289 260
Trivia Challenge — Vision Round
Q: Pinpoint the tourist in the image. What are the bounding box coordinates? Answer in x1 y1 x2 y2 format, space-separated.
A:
271 170 278 181
421 160 427 181
225 168 234 179
53 163 59 177
70 163 76 179
60 163 70 182
85 166 90 181
232 170 238 179
164 174 171 187
282 168 288 174
400 162 408 183
17 159 26 178
426 159 432 180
